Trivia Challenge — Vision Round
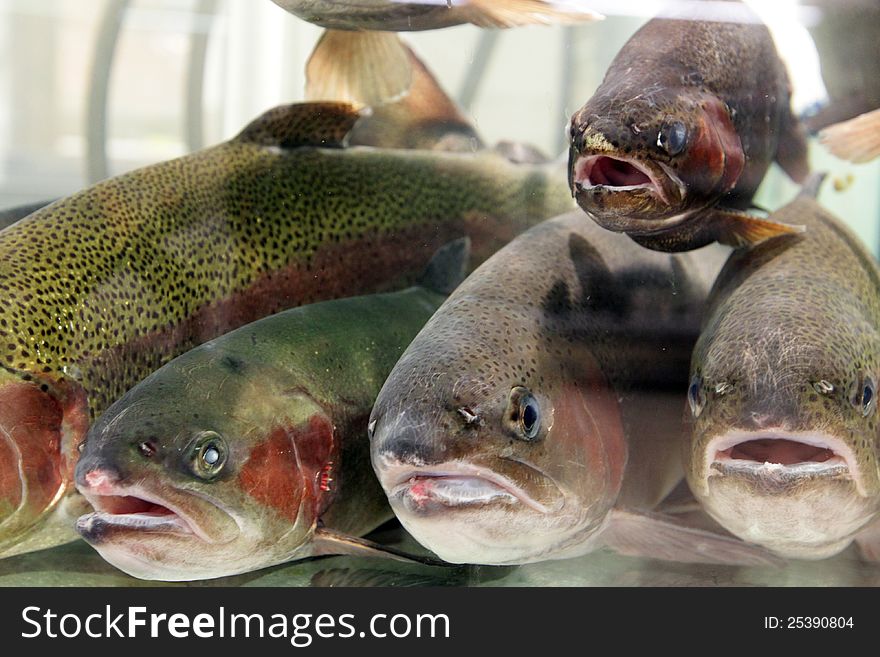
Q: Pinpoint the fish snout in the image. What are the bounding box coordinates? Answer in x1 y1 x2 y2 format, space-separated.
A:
373 425 439 469
75 457 123 495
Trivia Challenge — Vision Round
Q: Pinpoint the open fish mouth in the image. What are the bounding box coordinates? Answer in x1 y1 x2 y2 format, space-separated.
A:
76 482 221 544
706 431 862 494
385 462 553 515
571 154 672 202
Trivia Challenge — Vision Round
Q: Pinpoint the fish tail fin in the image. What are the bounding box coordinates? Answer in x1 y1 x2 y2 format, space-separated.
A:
460 0 603 28
711 207 806 248
350 39 482 151
819 108 880 164
306 29 412 107
418 238 471 295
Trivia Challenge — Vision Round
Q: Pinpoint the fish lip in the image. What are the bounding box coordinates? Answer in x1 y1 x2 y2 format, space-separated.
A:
571 154 682 206
704 430 864 496
383 461 555 515
76 483 223 544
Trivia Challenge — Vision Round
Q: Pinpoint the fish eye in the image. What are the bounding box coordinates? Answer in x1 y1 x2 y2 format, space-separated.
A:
190 430 227 479
508 386 542 441
657 121 688 156
688 376 705 417
855 377 876 417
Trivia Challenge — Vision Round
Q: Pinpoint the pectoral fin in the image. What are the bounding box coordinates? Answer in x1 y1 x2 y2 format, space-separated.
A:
819 108 880 164
311 528 450 567
601 508 783 567
459 0 603 28
710 207 805 248
306 30 412 107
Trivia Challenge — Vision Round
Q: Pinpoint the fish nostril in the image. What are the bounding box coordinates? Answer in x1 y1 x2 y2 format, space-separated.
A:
82 469 118 493
135 439 157 458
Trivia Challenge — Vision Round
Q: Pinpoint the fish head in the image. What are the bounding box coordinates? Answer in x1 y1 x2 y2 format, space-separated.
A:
568 90 744 236
686 311 880 559
74 346 335 580
370 303 626 565
0 367 88 555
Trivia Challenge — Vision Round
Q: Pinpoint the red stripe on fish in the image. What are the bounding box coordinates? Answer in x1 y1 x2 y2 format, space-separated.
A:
0 382 64 524
237 415 335 522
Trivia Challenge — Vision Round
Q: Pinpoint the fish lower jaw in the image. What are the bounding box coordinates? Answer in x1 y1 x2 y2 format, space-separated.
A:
76 509 192 538
383 464 552 515
393 475 518 514
570 154 684 211
76 487 214 544
703 431 864 495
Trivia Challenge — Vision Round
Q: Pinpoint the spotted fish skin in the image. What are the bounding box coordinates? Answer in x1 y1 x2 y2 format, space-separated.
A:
0 102 573 558
368 211 753 565
568 9 808 251
686 195 880 559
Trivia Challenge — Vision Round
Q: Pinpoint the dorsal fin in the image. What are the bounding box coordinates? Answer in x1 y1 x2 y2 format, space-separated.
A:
417 238 471 295
308 31 482 151
235 102 363 149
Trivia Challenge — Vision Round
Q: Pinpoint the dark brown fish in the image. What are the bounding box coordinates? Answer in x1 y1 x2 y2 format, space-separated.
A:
568 7 809 252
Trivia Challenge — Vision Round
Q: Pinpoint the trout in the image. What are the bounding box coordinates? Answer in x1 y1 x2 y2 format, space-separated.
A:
369 211 775 566
686 183 880 560
568 5 809 252
73 241 467 581
0 97 572 558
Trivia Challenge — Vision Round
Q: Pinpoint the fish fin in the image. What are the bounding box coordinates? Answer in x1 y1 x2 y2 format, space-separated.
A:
775 102 810 183
350 40 482 151
417 238 471 295
306 30 411 107
236 101 363 148
459 0 603 28
602 508 783 567
819 108 880 164
709 207 806 248
311 528 450 567
798 172 828 200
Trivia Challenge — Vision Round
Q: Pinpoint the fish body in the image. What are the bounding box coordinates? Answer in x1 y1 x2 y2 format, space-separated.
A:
686 193 880 560
568 9 808 252
370 211 774 566
272 0 601 31
73 241 467 581
0 102 573 559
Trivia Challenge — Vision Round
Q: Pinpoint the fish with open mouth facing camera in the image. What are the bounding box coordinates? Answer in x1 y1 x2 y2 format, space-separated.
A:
568 4 809 252
370 210 777 567
686 179 880 561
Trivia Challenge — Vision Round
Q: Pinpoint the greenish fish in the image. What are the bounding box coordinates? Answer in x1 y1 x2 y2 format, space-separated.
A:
73 241 467 581
568 5 808 252
0 97 573 559
370 210 776 566
685 184 880 561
